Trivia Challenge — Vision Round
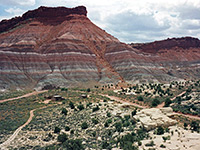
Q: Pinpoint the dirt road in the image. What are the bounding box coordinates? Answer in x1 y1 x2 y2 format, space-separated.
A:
0 90 48 103
0 106 46 150
157 91 187 108
101 94 200 120
101 94 148 109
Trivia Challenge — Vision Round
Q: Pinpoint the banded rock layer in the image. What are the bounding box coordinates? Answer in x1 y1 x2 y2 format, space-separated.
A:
0 6 200 89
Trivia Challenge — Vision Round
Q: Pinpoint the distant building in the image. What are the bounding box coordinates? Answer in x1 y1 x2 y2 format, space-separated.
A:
53 95 64 101
81 94 87 98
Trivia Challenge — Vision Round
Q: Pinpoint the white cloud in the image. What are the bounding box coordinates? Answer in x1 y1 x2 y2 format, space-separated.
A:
5 7 24 16
0 0 35 6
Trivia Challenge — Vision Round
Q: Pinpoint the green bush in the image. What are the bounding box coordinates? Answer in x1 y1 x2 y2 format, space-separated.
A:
156 126 164 135
65 126 70 131
61 88 68 91
61 108 68 115
107 112 111 117
115 122 123 132
190 121 199 132
69 101 75 109
87 88 91 92
164 98 172 107
63 139 84 150
81 122 88 129
119 133 138 150
102 141 111 149
92 106 100 112
124 115 130 120
132 109 137 116
137 96 143 101
151 98 160 107
70 130 74 134
92 118 99 125
104 122 109 127
54 126 61 133
160 144 166 148
57 133 67 143
145 140 155 147
77 104 84 111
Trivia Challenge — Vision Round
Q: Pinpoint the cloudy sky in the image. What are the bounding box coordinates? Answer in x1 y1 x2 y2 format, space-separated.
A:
0 0 200 43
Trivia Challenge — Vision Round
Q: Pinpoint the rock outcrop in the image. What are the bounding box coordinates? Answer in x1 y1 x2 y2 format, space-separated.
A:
0 6 200 89
133 107 177 131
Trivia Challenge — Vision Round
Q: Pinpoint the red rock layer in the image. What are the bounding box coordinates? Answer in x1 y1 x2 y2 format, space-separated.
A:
0 6 200 89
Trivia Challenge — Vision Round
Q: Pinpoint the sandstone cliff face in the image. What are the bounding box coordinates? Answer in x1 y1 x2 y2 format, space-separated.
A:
0 6 200 89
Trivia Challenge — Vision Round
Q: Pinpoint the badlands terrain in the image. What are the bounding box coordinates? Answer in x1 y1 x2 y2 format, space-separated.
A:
0 6 200 90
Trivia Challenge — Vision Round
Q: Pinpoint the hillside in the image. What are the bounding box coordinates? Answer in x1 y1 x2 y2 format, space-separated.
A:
0 6 200 90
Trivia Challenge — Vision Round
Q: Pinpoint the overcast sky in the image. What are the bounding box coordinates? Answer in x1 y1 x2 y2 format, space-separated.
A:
0 0 200 43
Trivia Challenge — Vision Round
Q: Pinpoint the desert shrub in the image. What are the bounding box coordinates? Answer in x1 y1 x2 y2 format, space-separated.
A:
70 130 74 134
136 128 148 140
57 133 67 143
119 133 138 150
87 88 91 92
92 118 99 125
145 140 155 147
81 122 88 129
156 126 164 135
123 121 130 127
138 141 142 146
102 141 111 150
190 121 199 132
184 123 188 129
114 122 123 132
137 96 143 101
54 126 61 133
104 122 109 127
77 104 84 111
69 101 75 109
92 106 100 112
107 119 112 124
107 112 111 117
162 135 170 141
160 144 166 148
63 139 84 150
86 102 92 107
61 88 68 91
65 126 70 131
132 109 137 116
151 98 160 107
61 108 68 115
92 131 96 137
164 98 172 107
124 115 130 120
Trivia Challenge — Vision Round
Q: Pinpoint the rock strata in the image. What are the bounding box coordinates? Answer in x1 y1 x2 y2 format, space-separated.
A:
0 6 200 89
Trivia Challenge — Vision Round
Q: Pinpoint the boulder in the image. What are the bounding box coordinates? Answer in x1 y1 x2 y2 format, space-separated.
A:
133 108 177 131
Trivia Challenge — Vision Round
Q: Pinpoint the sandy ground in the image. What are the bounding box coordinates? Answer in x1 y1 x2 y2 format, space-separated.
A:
139 125 200 150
